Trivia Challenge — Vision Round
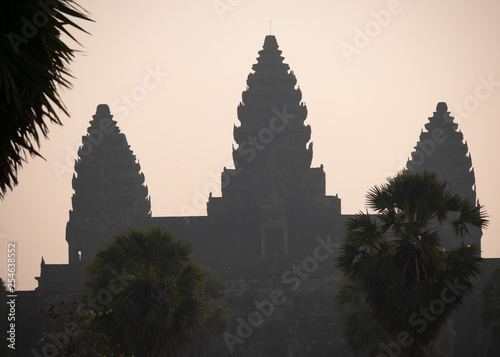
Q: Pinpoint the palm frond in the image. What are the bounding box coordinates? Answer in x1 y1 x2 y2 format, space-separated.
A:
336 170 486 356
0 0 92 198
450 199 489 236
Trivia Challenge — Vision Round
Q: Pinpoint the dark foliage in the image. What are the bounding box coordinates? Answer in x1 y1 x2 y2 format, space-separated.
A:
84 226 228 357
0 0 91 198
336 170 487 357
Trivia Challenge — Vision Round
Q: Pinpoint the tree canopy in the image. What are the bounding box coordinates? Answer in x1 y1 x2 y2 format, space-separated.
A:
336 170 488 357
84 226 228 357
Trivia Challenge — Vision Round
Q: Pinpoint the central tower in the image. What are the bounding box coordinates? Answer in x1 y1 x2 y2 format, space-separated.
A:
207 36 341 264
222 35 322 199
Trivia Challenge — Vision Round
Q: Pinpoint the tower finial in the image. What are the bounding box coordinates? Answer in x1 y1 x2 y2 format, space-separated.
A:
270 20 272 35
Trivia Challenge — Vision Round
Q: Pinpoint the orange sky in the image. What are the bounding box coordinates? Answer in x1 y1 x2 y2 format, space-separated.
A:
1 0 499 290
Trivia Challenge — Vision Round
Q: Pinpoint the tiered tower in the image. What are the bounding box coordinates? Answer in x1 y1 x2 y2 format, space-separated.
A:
407 102 481 249
224 35 321 199
207 36 341 265
66 104 151 264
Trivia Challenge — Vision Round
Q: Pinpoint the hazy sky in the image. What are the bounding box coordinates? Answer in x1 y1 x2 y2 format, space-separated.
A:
1 0 500 290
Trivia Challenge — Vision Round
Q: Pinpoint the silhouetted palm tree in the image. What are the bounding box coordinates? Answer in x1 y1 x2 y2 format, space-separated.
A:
336 170 488 357
0 0 91 198
85 226 215 357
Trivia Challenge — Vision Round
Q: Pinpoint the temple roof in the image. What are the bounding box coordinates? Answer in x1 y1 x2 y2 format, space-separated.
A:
96 103 111 116
251 35 289 72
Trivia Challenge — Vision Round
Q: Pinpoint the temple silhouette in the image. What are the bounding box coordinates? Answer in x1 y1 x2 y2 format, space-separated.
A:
18 35 500 356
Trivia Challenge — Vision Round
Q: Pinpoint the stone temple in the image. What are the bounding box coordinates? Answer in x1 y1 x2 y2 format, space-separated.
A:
17 35 499 356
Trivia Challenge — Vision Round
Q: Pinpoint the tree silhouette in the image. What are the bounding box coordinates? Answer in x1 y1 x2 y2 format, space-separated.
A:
85 226 226 357
38 300 119 357
0 0 91 198
336 170 487 357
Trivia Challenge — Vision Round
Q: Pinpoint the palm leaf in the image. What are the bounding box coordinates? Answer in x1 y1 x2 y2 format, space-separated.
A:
336 170 487 356
0 0 92 198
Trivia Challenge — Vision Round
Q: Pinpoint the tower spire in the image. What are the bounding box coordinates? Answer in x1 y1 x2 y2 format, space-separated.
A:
66 104 151 265
407 102 480 250
217 35 324 199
